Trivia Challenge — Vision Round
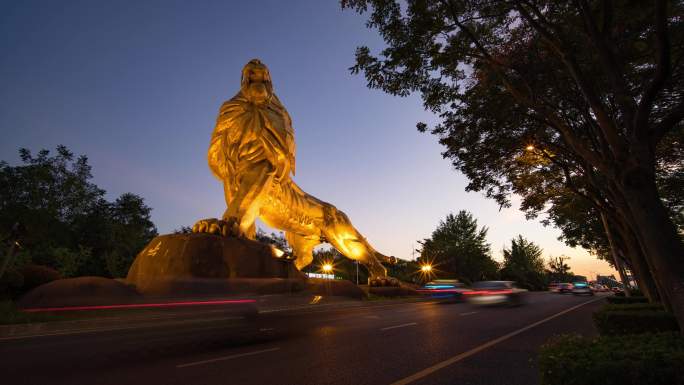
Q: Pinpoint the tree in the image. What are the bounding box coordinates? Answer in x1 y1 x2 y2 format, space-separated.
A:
547 256 574 283
0 146 157 280
343 0 684 328
255 229 290 252
419 211 499 284
500 235 546 290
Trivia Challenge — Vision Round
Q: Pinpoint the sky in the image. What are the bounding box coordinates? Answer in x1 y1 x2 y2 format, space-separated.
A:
0 0 616 279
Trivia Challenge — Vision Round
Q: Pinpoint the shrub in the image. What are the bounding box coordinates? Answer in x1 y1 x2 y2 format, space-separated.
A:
606 295 648 304
20 264 61 292
602 303 665 312
539 333 684 385
593 308 679 335
0 268 24 299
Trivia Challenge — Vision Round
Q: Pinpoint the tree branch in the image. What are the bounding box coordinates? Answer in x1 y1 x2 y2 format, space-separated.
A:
635 0 671 140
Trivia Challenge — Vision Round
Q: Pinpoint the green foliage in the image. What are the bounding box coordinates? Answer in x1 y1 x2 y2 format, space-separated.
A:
603 303 665 312
538 332 684 385
19 264 60 292
255 230 289 252
593 308 679 336
546 256 574 283
342 1 684 300
419 211 498 284
304 247 370 284
606 296 649 304
0 146 157 284
500 235 546 290
385 258 421 284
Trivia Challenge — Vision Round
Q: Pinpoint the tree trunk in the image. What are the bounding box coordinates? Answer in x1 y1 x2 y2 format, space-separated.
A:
600 211 632 297
620 172 684 330
616 221 662 303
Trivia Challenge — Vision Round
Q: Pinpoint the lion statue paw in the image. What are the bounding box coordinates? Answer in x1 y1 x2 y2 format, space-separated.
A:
191 217 241 237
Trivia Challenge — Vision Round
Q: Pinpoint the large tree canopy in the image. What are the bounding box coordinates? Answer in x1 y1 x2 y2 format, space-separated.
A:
0 146 157 279
500 235 546 290
419 210 499 283
343 0 684 328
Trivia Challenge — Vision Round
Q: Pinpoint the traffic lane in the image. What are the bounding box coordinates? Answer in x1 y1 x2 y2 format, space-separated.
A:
1 300 441 384
2 293 601 385
410 297 604 385
169 293 603 385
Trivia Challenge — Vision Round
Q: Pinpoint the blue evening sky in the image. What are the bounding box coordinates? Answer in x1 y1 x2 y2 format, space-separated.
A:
0 0 614 278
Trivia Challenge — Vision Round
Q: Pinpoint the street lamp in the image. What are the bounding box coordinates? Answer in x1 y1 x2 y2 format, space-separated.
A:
421 264 432 273
322 263 333 273
525 144 535 151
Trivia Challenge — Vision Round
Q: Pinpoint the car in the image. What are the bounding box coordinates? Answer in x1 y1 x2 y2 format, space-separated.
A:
463 281 527 306
571 281 594 296
417 280 468 302
548 282 562 292
556 283 574 294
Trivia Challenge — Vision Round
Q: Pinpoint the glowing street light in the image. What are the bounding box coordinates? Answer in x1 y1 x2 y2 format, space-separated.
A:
322 263 333 273
525 144 535 151
421 264 432 273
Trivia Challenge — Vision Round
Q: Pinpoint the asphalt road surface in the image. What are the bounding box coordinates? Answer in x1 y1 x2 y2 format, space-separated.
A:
2 292 605 385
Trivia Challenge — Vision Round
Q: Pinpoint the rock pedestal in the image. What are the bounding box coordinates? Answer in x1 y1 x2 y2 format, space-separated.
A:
126 233 304 294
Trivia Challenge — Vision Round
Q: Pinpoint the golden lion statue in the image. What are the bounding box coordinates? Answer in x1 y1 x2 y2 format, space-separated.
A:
192 59 396 285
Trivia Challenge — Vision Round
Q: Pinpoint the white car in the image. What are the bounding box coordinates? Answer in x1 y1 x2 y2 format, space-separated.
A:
571 282 594 296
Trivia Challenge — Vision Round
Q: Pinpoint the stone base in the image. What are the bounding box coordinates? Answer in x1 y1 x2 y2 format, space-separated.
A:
18 276 141 308
126 233 304 294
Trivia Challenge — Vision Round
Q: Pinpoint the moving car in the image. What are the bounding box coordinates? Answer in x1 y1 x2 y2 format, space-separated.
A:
555 283 574 294
463 281 527 306
417 280 468 302
571 281 594 296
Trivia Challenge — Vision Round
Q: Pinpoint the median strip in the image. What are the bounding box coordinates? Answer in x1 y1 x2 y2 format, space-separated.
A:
390 297 603 385
176 347 281 368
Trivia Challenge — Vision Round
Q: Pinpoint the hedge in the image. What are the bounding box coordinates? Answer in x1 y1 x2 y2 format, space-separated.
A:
602 303 665 312
539 333 684 385
606 295 649 304
593 308 679 335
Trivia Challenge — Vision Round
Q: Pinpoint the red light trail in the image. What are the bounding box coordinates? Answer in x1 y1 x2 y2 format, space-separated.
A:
21 299 256 313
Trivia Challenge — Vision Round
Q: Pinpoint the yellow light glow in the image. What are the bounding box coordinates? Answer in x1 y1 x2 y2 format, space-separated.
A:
322 263 333 273
525 144 535 151
421 264 432 273
271 245 285 258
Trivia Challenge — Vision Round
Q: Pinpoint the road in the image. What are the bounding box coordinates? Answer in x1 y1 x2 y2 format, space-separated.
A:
2 292 604 385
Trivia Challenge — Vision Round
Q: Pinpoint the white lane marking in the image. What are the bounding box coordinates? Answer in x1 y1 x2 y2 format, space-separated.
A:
459 311 478 316
176 347 281 368
0 316 244 342
389 297 603 385
380 322 418 331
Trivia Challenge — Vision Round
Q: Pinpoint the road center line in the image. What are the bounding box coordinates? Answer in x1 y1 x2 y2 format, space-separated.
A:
390 297 603 385
380 322 418 331
459 311 478 316
176 347 281 368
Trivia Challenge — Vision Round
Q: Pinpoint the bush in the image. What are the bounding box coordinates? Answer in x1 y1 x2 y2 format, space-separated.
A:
20 264 61 292
593 308 679 335
0 268 24 299
603 303 665 312
606 295 649 304
539 333 684 385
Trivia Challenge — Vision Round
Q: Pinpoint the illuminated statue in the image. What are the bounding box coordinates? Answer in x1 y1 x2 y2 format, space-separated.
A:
192 59 396 284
